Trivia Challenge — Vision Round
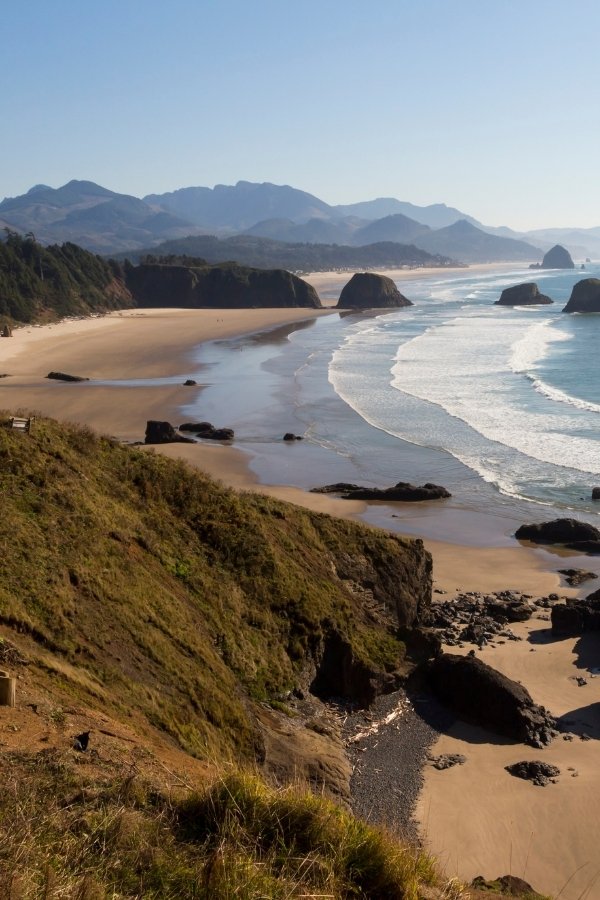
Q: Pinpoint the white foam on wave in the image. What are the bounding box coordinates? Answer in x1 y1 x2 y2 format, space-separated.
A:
510 318 570 373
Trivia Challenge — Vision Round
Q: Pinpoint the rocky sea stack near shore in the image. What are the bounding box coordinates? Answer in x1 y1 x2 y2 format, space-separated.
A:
563 278 600 313
530 244 575 270
495 282 553 306
336 272 413 309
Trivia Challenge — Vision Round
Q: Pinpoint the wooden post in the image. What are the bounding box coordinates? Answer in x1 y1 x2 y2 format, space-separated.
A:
0 674 16 707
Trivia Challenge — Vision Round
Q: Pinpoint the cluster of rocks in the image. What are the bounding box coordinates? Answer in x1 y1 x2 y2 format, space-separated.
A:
505 760 560 787
144 419 235 444
427 653 557 747
428 752 466 770
558 567 598 587
312 481 451 502
428 590 536 649
179 421 234 440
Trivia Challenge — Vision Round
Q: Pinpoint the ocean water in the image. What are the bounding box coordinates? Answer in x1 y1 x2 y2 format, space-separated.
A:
186 263 600 538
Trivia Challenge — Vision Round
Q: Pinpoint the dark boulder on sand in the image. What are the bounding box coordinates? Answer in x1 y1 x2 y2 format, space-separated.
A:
563 278 600 313
495 282 553 306
336 273 413 309
551 588 600 636
312 481 450 501
145 420 194 444
427 653 556 746
46 371 90 382
515 518 600 554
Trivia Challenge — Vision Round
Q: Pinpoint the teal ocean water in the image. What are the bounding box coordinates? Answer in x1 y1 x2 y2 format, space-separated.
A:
186 263 600 538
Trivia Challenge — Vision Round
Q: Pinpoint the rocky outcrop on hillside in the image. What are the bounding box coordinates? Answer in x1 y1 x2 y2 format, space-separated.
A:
532 244 575 269
495 282 553 306
563 278 600 313
336 273 413 309
312 481 451 501
427 653 556 746
515 518 600 553
126 262 322 309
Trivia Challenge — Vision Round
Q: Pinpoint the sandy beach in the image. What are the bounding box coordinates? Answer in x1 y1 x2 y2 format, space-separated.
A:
1 279 598 898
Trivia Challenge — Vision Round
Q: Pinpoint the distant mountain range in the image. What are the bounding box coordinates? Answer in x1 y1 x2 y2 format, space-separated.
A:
2 177 595 264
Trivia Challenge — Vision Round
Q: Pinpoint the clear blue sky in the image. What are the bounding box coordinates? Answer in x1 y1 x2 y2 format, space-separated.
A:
2 0 599 230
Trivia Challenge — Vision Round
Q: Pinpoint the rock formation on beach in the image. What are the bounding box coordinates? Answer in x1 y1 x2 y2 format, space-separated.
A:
427 653 557 746
495 282 553 306
312 481 450 501
179 421 234 440
551 588 600 635
530 244 575 269
562 278 600 313
336 273 413 309
127 261 322 309
515 517 600 553
144 420 195 444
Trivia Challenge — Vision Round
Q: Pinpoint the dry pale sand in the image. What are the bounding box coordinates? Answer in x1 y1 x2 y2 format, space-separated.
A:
417 618 600 900
1 302 597 897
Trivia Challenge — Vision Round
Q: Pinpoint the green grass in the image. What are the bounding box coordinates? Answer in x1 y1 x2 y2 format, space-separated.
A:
0 753 462 899
0 415 431 761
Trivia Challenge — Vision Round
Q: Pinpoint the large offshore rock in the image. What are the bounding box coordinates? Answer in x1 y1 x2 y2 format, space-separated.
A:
563 278 600 313
541 244 575 269
495 282 553 306
427 653 556 745
336 272 413 309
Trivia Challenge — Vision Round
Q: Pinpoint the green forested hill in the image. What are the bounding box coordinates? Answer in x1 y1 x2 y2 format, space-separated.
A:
0 230 131 322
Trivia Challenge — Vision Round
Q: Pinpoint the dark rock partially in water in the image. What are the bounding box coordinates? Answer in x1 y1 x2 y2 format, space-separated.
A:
427 653 556 746
283 432 303 441
558 568 598 587
336 272 413 309
515 518 600 547
495 282 553 306
46 371 90 382
312 481 451 502
183 379 197 386
592 487 600 500
144 420 194 444
179 421 234 440
563 278 600 313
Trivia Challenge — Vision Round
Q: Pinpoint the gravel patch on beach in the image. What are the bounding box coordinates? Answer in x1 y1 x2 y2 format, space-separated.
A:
342 688 452 840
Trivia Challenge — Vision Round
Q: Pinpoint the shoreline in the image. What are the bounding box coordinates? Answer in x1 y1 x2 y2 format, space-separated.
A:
0 283 598 897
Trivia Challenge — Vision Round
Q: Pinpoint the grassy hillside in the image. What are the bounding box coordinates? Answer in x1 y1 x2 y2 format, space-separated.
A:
0 231 131 323
0 415 430 762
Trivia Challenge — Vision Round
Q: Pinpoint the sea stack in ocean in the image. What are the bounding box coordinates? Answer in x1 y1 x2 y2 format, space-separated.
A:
563 278 600 313
495 283 553 306
530 244 575 270
336 273 413 309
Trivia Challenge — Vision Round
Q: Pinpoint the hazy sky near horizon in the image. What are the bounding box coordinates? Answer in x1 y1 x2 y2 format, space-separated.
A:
2 0 599 231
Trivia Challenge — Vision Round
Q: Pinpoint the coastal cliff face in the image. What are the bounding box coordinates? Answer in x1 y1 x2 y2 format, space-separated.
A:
126 262 322 309
336 272 413 309
563 278 600 312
